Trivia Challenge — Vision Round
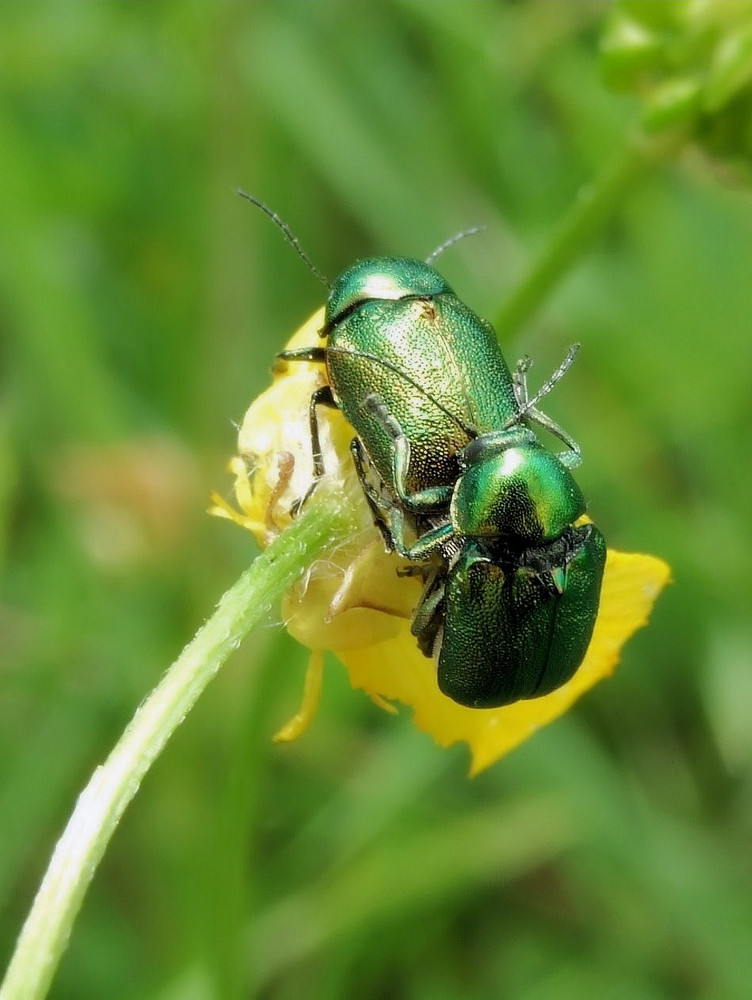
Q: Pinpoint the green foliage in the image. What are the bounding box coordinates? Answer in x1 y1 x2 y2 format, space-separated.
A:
603 0 752 168
1 2 752 998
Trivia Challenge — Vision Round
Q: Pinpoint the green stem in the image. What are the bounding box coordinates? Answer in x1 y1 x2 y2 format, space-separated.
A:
0 497 355 1000
495 132 680 339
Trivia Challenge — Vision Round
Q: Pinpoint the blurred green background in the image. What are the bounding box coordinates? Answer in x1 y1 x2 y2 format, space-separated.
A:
2 2 752 998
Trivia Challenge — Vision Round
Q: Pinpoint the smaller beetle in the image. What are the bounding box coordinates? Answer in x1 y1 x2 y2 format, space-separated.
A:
356 392 606 707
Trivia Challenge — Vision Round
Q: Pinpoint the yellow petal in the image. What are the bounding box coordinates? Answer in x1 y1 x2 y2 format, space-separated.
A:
273 649 325 743
219 306 374 548
282 534 423 651
212 307 671 771
336 549 671 774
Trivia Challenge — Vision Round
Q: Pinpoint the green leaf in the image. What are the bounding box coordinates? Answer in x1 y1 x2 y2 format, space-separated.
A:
600 16 663 90
704 23 752 112
642 76 702 132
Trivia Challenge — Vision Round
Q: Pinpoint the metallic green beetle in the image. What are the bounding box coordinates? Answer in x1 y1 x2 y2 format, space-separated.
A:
409 529 605 708
278 255 606 709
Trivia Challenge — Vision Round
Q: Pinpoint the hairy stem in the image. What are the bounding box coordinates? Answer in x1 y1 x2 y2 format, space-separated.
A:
0 496 354 1000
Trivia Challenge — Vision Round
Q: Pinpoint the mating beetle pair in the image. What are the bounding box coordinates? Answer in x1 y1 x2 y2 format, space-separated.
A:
247 196 606 709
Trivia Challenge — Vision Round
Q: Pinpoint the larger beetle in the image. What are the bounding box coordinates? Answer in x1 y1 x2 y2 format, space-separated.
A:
277 254 606 709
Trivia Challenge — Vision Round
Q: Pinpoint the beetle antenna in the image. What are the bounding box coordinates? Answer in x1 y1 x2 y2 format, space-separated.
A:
237 190 331 289
425 226 485 266
510 344 580 424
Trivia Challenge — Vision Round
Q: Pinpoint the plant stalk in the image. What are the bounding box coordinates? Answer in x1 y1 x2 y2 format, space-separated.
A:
495 132 682 339
0 497 353 1000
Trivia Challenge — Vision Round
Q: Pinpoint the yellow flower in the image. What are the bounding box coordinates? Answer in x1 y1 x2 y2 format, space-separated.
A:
212 309 671 774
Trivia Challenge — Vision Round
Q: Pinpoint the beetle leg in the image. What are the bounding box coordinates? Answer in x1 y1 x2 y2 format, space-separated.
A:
274 346 328 372
394 448 454 511
513 354 582 468
386 510 455 561
307 384 337 482
525 407 582 468
410 565 447 658
273 348 345 505
396 563 433 579
363 393 453 512
513 354 533 407
289 384 338 515
349 436 447 558
349 437 395 551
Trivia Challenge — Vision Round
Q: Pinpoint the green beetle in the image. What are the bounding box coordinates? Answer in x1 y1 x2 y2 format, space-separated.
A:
408 528 605 708
277 254 606 708
439 530 606 707
282 257 579 499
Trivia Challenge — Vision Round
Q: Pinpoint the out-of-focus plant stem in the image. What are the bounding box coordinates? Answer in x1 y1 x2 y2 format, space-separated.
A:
495 131 685 340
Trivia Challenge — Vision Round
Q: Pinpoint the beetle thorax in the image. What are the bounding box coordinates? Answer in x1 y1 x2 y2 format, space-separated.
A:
457 427 536 469
450 443 587 545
